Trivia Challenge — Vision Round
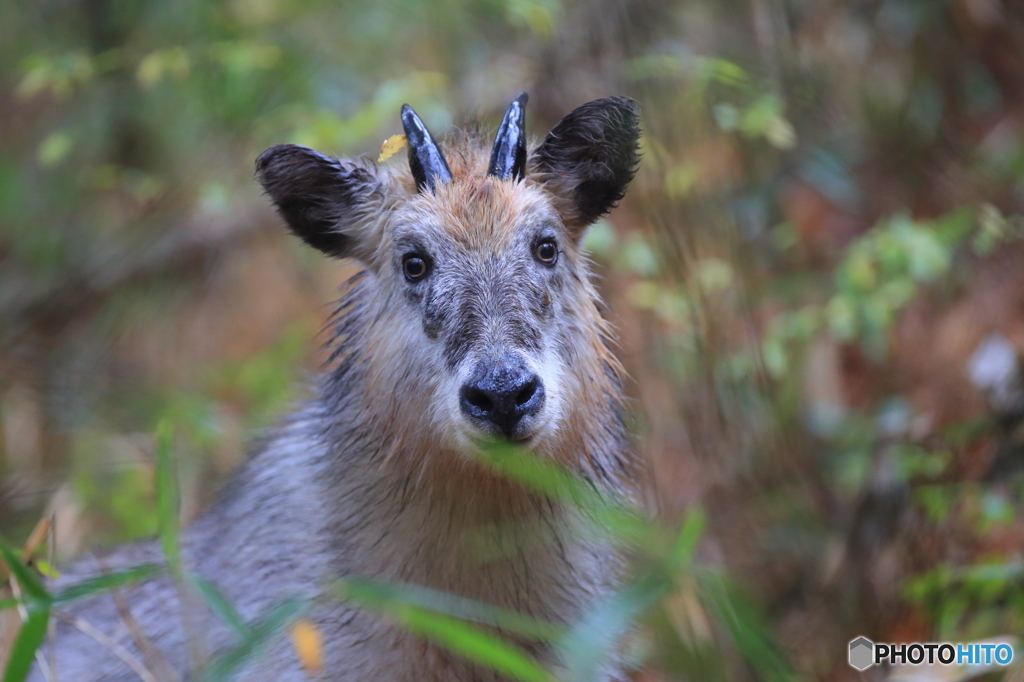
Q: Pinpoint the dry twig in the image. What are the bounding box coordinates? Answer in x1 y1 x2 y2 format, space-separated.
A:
52 610 157 682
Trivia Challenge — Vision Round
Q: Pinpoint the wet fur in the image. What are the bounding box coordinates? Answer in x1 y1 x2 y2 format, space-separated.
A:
32 97 641 682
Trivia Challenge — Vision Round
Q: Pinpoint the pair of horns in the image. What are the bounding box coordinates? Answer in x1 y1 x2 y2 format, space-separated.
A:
400 92 528 192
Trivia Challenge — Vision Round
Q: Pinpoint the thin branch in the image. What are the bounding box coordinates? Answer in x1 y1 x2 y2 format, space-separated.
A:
0 207 274 349
172 579 204 676
0 515 50 583
110 586 182 682
52 610 157 682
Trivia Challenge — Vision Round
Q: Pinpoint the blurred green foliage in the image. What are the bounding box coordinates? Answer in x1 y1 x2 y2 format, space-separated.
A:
4 0 1024 679
1 439 788 682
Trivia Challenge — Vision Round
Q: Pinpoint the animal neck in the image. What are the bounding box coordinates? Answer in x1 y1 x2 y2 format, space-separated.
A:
317 431 591 611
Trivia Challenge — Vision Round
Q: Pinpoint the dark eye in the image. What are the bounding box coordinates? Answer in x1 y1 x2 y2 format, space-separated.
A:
534 240 558 265
403 254 428 281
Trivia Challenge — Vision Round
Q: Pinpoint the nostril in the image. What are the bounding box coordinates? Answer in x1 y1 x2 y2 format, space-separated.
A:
515 380 538 407
460 364 545 437
462 387 493 413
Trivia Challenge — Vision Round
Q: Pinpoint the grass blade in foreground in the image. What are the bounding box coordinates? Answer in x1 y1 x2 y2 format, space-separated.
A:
197 597 305 682
474 442 649 544
558 510 708 681
335 577 564 641
338 578 553 682
400 609 552 682
699 574 794 682
189 575 252 640
2 607 50 682
0 535 53 682
0 538 50 605
155 421 181 576
559 572 673 682
53 564 163 604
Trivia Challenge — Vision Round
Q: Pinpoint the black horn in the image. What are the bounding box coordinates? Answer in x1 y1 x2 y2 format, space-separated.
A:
487 92 528 181
401 104 453 193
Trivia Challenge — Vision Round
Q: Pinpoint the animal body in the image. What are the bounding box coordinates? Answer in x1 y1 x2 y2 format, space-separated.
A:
30 93 641 681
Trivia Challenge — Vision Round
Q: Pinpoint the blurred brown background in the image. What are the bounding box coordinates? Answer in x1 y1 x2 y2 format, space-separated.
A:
3 0 1024 679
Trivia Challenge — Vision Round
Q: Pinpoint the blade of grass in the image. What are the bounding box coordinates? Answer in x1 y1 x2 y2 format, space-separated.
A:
474 443 649 543
53 564 163 604
336 577 564 641
698 573 793 682
477 441 605 505
400 608 553 682
155 421 181 576
338 577 552 682
2 606 50 682
0 519 51 585
189 575 251 640
197 597 304 682
154 422 205 671
557 508 706 680
666 508 705 571
558 571 674 682
0 538 50 605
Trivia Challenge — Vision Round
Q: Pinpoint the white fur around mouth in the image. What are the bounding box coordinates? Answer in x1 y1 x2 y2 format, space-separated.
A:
454 410 554 452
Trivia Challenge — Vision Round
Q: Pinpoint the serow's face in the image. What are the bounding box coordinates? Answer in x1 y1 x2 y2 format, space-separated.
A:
256 94 640 453
386 183 575 447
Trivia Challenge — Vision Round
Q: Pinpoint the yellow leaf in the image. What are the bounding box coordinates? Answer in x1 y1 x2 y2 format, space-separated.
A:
378 134 407 163
291 619 322 677
35 559 60 580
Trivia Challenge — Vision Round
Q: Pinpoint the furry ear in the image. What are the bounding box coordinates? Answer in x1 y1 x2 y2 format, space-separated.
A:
531 97 641 235
255 144 383 259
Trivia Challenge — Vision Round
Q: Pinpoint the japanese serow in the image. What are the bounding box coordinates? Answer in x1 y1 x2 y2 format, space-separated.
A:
32 93 641 681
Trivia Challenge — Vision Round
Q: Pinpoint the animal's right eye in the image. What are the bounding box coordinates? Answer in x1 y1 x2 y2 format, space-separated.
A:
534 240 558 265
403 254 429 281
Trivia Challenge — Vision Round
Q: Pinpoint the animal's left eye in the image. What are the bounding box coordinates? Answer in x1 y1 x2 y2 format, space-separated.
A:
534 240 558 265
403 254 429 281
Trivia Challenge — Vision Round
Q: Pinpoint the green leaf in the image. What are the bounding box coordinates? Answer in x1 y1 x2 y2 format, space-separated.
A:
336 578 563 641
337 578 552 682
155 421 181 575
0 537 50 604
667 508 706 570
197 597 304 682
559 572 672 682
699 575 794 682
399 608 552 682
34 559 59 580
474 442 647 544
190 575 251 640
2 607 50 682
53 564 162 604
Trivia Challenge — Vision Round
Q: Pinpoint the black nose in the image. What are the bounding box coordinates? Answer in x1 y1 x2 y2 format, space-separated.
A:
460 361 545 440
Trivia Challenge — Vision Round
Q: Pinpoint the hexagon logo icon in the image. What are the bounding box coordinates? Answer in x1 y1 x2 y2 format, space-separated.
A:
849 637 874 671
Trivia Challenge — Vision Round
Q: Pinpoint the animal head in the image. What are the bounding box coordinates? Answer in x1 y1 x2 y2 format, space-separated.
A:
256 94 640 464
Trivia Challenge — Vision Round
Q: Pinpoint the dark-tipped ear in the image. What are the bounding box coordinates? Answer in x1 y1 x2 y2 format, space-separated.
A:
531 97 641 234
255 144 382 259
